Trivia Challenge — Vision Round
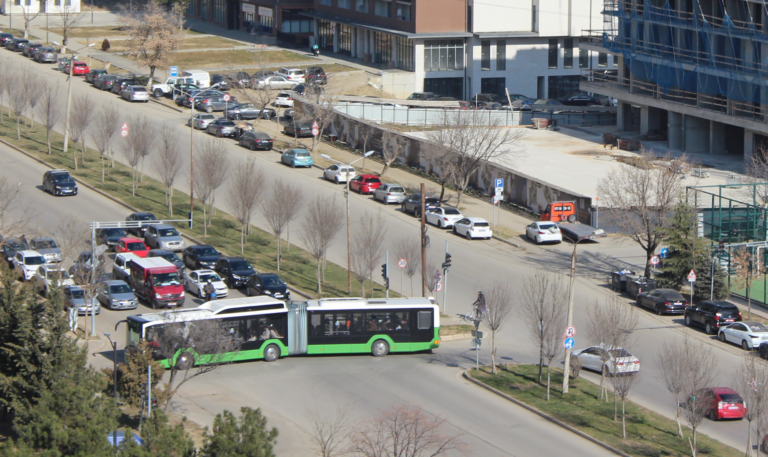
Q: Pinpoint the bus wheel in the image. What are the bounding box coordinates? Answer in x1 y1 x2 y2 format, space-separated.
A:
176 352 194 370
264 344 280 362
372 340 389 357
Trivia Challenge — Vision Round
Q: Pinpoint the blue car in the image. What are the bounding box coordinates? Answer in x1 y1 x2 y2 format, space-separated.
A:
281 148 313 168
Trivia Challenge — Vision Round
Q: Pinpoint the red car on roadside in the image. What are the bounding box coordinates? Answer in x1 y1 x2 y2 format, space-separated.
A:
64 61 90 76
691 387 746 420
115 237 150 258
348 174 382 194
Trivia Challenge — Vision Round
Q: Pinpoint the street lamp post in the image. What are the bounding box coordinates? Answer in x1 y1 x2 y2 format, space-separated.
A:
561 235 591 394
321 151 374 294
104 332 118 448
57 41 94 154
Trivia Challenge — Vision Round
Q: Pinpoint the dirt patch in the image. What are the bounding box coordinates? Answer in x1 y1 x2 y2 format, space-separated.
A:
570 149 613 157
108 36 244 53
327 71 393 98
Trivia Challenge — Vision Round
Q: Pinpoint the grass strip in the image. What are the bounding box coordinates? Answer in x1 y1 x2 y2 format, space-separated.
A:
470 364 741 457
123 49 311 69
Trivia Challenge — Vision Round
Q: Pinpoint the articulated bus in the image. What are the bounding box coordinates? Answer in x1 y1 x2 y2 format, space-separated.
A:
125 296 440 368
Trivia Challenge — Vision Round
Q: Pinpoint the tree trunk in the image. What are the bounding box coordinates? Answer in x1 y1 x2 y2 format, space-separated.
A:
745 419 752 457
614 390 618 421
286 222 291 252
457 189 465 208
490 331 497 375
674 395 683 438
16 116 20 140
202 204 208 236
538 344 544 384
316 259 322 293
101 156 105 182
439 181 446 202
148 66 156 89
131 167 135 196
546 364 551 401
240 225 245 255
46 129 51 154
73 139 78 170
622 399 626 439
380 162 391 179
600 362 607 400
748 293 752 320
276 235 281 270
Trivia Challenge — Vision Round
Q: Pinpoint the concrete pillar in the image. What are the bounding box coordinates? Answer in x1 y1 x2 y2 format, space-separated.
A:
684 115 709 153
745 130 755 161
668 111 683 150
617 102 626 131
640 106 650 135
313 20 319 46
392 34 398 66
333 22 339 53
709 120 726 154
351 28 357 58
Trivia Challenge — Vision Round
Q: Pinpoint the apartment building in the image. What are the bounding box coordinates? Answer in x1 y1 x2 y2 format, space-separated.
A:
185 0 313 37
0 0 81 16
580 0 768 159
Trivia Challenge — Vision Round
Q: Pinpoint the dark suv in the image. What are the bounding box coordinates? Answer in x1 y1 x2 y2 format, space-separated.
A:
402 193 440 217
215 256 256 289
684 300 742 334
111 77 138 94
304 66 327 85
42 169 78 196
245 273 289 300
183 245 221 270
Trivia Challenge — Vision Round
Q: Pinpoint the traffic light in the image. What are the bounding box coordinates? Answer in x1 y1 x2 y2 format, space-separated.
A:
442 253 452 270
140 382 147 400
381 263 388 281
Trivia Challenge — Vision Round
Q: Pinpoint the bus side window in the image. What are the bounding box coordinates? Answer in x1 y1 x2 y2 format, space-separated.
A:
417 311 432 330
351 313 365 333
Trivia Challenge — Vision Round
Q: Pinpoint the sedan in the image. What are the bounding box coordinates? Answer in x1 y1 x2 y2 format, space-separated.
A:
253 75 297 90
245 273 289 300
33 47 57 63
453 217 493 240
572 346 640 375
323 164 355 184
373 184 407 204
64 62 90 76
525 221 562 244
238 131 273 151
64 286 100 315
95 280 138 310
274 92 294 107
6 38 28 51
718 321 768 350
85 69 108 83
121 86 150 102
636 288 688 315
562 94 602 106
22 42 42 57
183 269 228 298
115 237 150 258
32 265 74 295
225 103 276 120
206 119 237 137
283 121 312 137
94 74 119 91
402 193 439 216
187 113 216 130
349 175 381 194
195 95 237 113
281 149 313 168
425 207 463 229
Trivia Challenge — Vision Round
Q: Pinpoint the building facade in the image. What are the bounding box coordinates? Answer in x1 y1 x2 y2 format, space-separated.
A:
185 0 314 42
580 0 768 159
1 0 81 16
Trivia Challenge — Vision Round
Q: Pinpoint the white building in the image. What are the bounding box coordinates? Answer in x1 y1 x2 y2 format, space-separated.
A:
1 0 81 18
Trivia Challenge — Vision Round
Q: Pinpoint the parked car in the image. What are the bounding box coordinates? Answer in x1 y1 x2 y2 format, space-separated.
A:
0 33 14 46
22 42 42 57
525 221 562 244
281 149 313 168
283 120 312 137
374 184 407 205
274 91 294 108
453 218 493 240
406 92 437 101
64 61 89 76
93 74 119 91
401 193 439 216
472 93 507 106
29 237 62 263
32 264 74 295
84 68 108 83
146 249 185 275
511 98 536 110
64 286 100 315
95 280 138 310
323 164 355 184
171 84 201 102
0 237 28 265
425 207 463 229
253 75 297 90
225 103 276 120
13 250 46 281
115 237 150 258
245 273 289 299
42 168 78 196
96 227 129 249
718 321 768 350
561 94 602 106
533 99 561 108
572 346 640 375
251 70 275 80
238 131 273 150
6 38 29 51
215 256 256 289
275 67 305 84
111 77 138 94
121 86 150 102
150 76 195 98
183 245 221 270
349 175 381 194
195 95 237 113
179 89 223 107
684 300 742 334
636 288 688 315
227 71 251 88
183 269 228 298
209 73 232 91
32 46 57 63
112 252 140 283
304 66 327 85
689 387 746 420
187 113 216 130
125 212 157 237
206 118 237 137
143 224 184 251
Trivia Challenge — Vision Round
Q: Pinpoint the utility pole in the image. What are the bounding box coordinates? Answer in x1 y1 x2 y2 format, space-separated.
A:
189 88 195 229
562 236 586 394
442 245 451 315
420 184 427 296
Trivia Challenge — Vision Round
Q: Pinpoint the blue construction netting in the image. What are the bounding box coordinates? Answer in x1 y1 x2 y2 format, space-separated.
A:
603 0 768 104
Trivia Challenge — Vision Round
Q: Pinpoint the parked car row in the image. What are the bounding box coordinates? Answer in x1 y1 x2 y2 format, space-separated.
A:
402 91 613 110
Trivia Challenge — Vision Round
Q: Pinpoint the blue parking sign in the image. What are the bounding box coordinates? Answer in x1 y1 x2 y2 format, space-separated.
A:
170 66 178 77
495 178 504 188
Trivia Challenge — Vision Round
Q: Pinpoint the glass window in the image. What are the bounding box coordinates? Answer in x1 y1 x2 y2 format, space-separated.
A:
547 75 581 99
564 38 573 68
374 0 391 17
579 46 589 68
598 52 607 67
317 19 334 50
423 40 462 72
374 32 391 64
496 40 506 71
396 2 411 21
186 0 195 15
212 0 225 23
338 0 350 8
532 0 538 32
417 310 432 330
548 39 558 68
481 40 490 71
339 24 352 55
355 0 368 12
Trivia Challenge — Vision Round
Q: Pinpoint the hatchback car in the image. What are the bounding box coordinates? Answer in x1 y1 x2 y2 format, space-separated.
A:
125 212 157 236
188 113 216 130
85 69 108 83
183 269 228 298
94 74 119 91
64 286 100 315
65 61 89 76
349 175 381 194
453 218 493 240
6 38 28 51
0 33 14 46
425 207 463 229
323 164 355 184
281 149 313 168
43 169 78 196
572 346 640 375
183 245 221 270
206 119 237 137
525 221 562 244
284 120 312 137
304 66 327 85
121 86 150 102
684 300 742 334
115 237 150 258
215 256 256 289
195 95 237 113
1 237 28 265
374 184 407 205
401 193 439 216
111 78 138 94
225 103 275 120
22 42 42 57
718 321 768 350
33 46 57 63
274 92 294 108
144 224 184 251
245 273 289 299
690 387 746 420
238 131 273 151
636 288 688 315
95 280 138 310
276 67 305 84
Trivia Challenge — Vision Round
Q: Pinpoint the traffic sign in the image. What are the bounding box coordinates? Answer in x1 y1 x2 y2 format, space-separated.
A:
222 93 231 101
120 130 129 137
563 337 575 349
471 337 482 348
435 281 443 292
398 258 407 268
650 255 660 266
312 120 319 130
435 270 442 282
564 326 576 338
311 128 319 137
688 269 697 282
492 196 502 205
660 247 670 259
495 178 504 188
170 66 178 77
121 123 129 131
494 187 503 196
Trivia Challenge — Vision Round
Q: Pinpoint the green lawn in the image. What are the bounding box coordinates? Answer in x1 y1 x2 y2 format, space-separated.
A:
470 364 741 457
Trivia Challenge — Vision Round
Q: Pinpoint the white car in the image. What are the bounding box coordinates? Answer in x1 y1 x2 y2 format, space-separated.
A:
187 113 216 130
120 86 150 102
32 264 74 295
112 252 140 283
323 164 356 184
183 269 228 298
452 217 493 240
274 92 294 108
275 67 306 84
572 346 640 375
253 75 297 90
13 250 46 281
425 207 463 229
525 221 563 244
373 184 407 204
718 321 768 350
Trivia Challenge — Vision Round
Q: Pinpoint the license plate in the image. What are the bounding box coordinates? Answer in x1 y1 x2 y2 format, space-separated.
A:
168 302 177 307
674 302 681 306
725 319 735 323
729 406 739 410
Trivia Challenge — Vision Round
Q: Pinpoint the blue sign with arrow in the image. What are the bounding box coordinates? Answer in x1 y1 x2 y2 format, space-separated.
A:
563 337 575 349
660 247 669 259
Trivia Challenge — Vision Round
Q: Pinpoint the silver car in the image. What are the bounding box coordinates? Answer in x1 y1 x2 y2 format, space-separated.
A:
188 113 216 129
252 75 297 90
373 184 407 204
29 237 62 263
144 224 184 251
95 280 138 310
64 286 101 315
33 46 57 63
121 86 150 102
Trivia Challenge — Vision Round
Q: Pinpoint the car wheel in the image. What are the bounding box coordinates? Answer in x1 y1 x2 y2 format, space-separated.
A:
176 351 195 370
371 339 389 357
743 340 751 351
153 89 163 98
535 235 541 244
235 114 241 120
264 343 280 362
438 220 444 229
685 315 692 326
291 161 296 168
216 130 222 138
205 106 213 113
705 321 714 335
718 332 726 342
249 142 256 151
414 208 421 218
706 409 717 421
655 305 663 315
245 287 251 296
466 231 472 240
335 177 339 184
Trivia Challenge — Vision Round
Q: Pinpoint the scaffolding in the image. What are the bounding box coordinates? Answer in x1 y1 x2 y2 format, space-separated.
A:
688 183 768 244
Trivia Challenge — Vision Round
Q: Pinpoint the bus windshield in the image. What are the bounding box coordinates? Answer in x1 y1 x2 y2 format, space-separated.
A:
152 273 180 286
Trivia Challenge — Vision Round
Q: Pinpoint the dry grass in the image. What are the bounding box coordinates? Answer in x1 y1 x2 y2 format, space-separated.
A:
45 26 204 39
107 36 244 53
124 49 311 69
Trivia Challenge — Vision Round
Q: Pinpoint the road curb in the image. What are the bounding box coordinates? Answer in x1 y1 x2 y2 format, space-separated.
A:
462 370 631 457
151 98 184 113
492 235 520 248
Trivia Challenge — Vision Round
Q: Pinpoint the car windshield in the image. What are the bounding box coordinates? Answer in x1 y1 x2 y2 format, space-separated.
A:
109 284 133 294
159 253 181 263
25 256 45 265
201 114 215 119
157 228 179 237
135 214 156 221
152 273 180 286
262 276 284 287
473 222 490 227
69 289 85 299
6 240 26 249
219 121 236 127
443 209 461 215
390 187 405 193
197 247 217 256
539 223 557 230
609 349 632 358
34 240 58 249
719 393 743 403
749 323 768 332
53 174 72 182
126 242 146 251
132 87 148 92
198 273 222 283
101 228 127 237
295 152 310 158
254 133 270 139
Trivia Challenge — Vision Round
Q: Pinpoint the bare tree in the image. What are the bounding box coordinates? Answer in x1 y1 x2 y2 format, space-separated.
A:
358 125 374 171
153 124 184 215
731 247 765 319
421 141 456 203
227 157 267 254
423 258 438 296
656 338 690 438
611 359 639 439
0 176 34 237
37 84 62 155
8 68 28 141
24 73 43 130
261 180 303 269
393 236 421 296
741 147 768 207
122 115 156 196
481 281 514 376
302 195 344 293
58 5 83 46
522 271 568 398
306 405 353 457
302 87 340 161
350 212 387 297
92 104 120 182
734 353 768 457
69 94 95 168
352 404 463 457
19 3 42 40
678 336 717 457
194 139 230 234
598 152 685 277
379 130 405 180
121 1 183 86
0 60 13 124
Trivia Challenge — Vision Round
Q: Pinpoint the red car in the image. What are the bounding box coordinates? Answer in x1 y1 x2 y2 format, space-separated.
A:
115 237 150 258
348 174 382 194
64 61 90 76
692 387 746 420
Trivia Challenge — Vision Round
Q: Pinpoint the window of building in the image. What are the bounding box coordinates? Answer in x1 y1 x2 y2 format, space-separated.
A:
396 1 411 21
532 0 539 32
355 0 368 12
598 52 607 67
563 38 573 69
496 40 506 71
424 40 464 72
186 0 195 15
579 46 589 68
338 0 350 8
200 0 209 18
548 39 558 68
282 11 313 33
395 36 414 71
212 0 225 23
374 32 392 64
481 40 490 71
339 24 352 55
260 14 274 32
481 77 506 97
374 0 391 17
317 20 334 50
319 0 331 4
547 75 580 99
424 77 463 99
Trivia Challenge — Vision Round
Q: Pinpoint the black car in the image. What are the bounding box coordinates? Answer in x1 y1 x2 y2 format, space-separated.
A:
85 69 108 83
125 212 157 237
96 228 128 250
283 121 313 137
22 43 42 58
304 66 327 85
183 245 221 270
238 131 273 150
147 249 185 274
6 38 28 51
636 288 689 315
94 74 119 90
215 256 256 289
561 94 602 106
111 78 138 94
406 92 437 101
42 169 78 196
684 300 743 334
472 93 508 106
0 33 14 46
245 273 289 300
401 193 440 217
225 103 275 120
210 74 232 91
228 71 251 88
0 237 28 265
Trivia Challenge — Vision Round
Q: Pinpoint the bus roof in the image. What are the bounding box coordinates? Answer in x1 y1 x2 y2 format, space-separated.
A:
129 296 287 325
306 297 437 311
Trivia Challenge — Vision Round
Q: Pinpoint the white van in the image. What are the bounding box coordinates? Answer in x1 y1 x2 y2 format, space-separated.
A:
182 69 211 88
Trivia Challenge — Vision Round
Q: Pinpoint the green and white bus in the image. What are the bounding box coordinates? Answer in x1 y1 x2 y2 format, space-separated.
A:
125 296 440 367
